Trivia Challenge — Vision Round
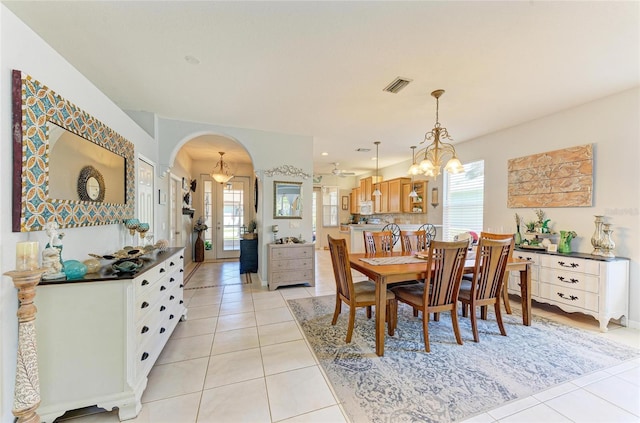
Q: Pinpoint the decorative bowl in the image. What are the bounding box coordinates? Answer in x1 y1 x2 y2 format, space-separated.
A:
112 259 144 274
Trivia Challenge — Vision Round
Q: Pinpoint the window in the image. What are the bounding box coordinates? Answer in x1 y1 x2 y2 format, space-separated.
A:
322 186 339 227
443 160 484 241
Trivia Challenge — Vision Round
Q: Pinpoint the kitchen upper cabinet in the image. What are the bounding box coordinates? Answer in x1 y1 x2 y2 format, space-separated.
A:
350 187 360 214
402 181 428 213
388 177 411 213
360 176 381 202
374 181 389 213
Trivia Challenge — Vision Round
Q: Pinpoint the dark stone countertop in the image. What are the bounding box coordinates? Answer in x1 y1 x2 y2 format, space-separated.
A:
514 247 628 262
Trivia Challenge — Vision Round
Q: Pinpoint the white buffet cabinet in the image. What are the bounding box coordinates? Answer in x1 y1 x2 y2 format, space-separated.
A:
507 248 629 331
34 248 186 422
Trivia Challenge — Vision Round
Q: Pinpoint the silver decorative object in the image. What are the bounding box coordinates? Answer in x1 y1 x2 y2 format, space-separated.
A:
264 165 310 179
600 223 616 258
591 215 605 255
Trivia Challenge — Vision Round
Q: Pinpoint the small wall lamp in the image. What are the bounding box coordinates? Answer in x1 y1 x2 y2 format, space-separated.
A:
431 187 439 208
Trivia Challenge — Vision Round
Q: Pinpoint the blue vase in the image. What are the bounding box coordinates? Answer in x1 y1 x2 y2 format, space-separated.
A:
63 260 88 280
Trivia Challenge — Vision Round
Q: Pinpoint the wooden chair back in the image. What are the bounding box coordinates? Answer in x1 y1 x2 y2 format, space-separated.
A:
470 237 514 301
363 231 393 254
327 235 356 302
424 240 469 308
400 230 429 253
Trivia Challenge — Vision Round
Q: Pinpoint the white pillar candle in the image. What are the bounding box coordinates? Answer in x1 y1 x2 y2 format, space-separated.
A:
16 241 39 271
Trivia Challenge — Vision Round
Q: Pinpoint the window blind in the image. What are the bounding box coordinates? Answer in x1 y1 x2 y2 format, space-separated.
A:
443 160 484 241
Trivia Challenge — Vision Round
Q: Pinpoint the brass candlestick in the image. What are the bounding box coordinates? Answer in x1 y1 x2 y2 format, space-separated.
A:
4 268 47 423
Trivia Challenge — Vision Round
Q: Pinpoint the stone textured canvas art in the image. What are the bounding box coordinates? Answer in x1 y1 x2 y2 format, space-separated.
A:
507 144 593 208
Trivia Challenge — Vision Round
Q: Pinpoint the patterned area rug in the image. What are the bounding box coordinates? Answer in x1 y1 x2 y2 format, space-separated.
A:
288 295 639 423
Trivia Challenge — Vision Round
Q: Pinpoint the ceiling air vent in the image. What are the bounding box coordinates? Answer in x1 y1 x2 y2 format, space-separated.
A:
383 77 413 94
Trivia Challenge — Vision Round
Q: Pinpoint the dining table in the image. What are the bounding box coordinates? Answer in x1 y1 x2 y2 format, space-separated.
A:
349 251 532 356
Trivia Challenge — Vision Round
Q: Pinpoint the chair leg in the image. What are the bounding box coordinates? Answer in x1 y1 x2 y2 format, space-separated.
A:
481 305 488 320
413 307 419 317
422 309 430 352
495 302 507 336
331 295 342 325
502 283 512 315
451 307 463 345
470 306 480 342
366 306 372 319
346 305 356 343
461 301 468 317
434 312 440 322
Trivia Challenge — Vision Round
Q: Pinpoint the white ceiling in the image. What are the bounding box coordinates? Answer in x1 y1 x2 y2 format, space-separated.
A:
4 1 639 176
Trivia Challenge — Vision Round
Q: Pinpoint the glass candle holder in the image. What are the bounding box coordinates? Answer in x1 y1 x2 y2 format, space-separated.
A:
16 241 39 271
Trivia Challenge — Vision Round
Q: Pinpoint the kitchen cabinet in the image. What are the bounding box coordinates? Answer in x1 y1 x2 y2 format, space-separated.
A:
350 187 360 214
402 181 428 213
388 177 410 213
360 176 381 202
374 181 389 213
35 248 186 422
507 249 629 331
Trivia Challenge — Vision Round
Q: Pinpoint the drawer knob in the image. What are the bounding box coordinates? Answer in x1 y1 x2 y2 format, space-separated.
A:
141 280 149 286
557 292 579 301
180 284 184 288
141 352 149 361
179 300 184 305
557 261 579 269
160 305 166 311
170 277 175 283
160 285 167 291
180 255 184 259
160 327 166 334
170 295 175 300
141 326 149 334
141 301 149 309
160 268 166 273
180 269 184 273
170 261 175 266
169 314 175 320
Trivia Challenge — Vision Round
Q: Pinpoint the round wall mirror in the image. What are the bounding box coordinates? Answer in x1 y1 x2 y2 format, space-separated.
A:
77 165 106 202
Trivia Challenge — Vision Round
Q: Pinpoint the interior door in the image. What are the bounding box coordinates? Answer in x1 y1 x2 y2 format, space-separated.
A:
216 177 248 259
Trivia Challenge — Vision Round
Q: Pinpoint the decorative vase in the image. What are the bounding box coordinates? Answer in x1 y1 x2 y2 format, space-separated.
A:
558 230 574 254
591 215 605 255
514 226 522 246
194 231 205 262
601 224 615 258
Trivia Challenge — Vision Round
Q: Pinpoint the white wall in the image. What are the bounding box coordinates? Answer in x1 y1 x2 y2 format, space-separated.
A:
456 88 639 326
0 6 155 420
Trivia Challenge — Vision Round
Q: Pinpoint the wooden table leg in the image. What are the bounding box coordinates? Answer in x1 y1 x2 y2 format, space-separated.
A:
375 277 386 356
519 263 532 326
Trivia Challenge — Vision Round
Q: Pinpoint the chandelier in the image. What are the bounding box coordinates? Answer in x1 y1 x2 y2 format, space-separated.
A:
408 89 464 179
211 151 234 184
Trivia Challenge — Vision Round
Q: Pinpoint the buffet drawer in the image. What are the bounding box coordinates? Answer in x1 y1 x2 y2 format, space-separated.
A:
539 282 598 312
539 268 599 293
271 246 313 260
540 255 600 275
270 258 313 271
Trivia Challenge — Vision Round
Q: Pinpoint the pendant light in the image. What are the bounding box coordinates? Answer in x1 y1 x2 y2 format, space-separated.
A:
372 141 382 197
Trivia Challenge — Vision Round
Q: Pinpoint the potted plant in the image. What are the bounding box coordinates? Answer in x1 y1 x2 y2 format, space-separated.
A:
244 219 257 239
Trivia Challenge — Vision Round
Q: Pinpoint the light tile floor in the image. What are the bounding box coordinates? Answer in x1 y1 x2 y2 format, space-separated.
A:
57 250 639 422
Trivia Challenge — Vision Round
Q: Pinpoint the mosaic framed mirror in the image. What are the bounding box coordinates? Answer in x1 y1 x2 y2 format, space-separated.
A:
12 70 135 232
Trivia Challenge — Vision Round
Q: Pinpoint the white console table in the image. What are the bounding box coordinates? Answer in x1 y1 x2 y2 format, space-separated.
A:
507 248 629 331
34 248 186 422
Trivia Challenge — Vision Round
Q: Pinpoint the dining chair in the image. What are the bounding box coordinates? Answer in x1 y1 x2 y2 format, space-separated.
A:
461 232 515 315
363 230 393 254
418 223 437 247
391 240 469 352
327 235 397 343
400 230 429 254
458 236 514 342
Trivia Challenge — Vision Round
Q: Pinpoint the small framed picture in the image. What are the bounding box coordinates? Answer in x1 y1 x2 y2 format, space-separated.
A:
341 196 349 210
547 244 558 252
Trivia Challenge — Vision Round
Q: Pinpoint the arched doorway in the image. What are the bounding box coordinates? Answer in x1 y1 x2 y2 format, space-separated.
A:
173 134 254 260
